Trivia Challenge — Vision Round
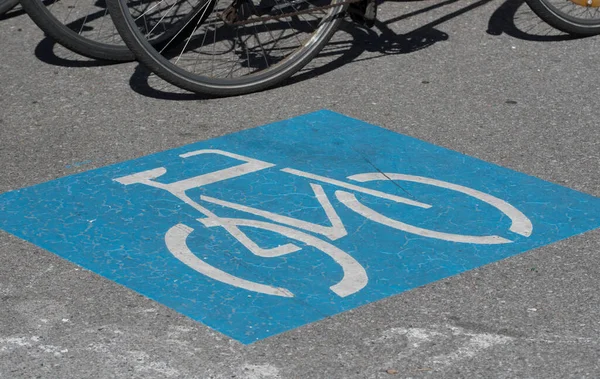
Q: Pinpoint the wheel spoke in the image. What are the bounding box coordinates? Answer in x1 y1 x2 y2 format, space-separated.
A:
117 0 343 95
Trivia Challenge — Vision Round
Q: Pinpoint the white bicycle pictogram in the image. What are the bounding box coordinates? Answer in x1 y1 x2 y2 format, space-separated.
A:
114 149 532 299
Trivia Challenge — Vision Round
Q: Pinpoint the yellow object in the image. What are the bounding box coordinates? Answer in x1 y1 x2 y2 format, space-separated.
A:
570 0 600 7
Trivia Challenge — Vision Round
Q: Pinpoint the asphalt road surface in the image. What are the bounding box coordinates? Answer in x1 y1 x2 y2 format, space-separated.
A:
1 0 599 378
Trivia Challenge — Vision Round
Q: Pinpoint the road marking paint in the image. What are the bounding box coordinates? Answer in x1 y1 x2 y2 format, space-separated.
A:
2 110 599 344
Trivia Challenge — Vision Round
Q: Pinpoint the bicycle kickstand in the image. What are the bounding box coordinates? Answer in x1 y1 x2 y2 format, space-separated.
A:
348 0 377 28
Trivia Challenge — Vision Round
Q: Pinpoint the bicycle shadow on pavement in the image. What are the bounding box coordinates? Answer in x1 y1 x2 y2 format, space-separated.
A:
128 0 495 100
35 36 125 68
33 4 127 68
129 65 213 101
0 4 26 21
487 0 576 41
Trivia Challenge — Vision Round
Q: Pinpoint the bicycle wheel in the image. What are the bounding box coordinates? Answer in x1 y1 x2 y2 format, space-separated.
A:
0 0 19 16
106 0 348 96
335 172 533 244
525 0 600 35
20 0 134 61
167 218 368 297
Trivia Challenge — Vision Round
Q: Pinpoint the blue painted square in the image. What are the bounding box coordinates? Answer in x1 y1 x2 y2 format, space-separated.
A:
1 110 599 344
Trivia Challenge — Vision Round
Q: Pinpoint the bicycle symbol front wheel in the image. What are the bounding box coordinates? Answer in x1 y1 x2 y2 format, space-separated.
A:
165 216 368 298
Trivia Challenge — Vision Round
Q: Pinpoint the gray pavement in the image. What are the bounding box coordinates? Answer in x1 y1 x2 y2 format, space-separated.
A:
1 0 600 378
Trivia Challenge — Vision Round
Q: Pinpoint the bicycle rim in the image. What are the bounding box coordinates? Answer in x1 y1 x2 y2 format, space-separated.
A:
537 0 600 28
19 0 134 61
106 0 346 95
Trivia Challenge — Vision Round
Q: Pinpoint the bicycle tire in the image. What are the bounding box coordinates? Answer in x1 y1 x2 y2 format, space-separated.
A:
20 0 134 61
106 0 347 96
0 0 19 16
525 0 600 36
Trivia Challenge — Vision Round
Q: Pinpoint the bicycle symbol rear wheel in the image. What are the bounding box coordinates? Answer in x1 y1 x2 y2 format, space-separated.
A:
335 172 533 244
